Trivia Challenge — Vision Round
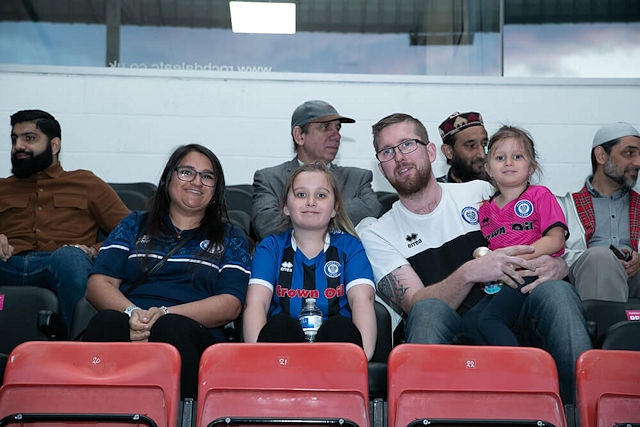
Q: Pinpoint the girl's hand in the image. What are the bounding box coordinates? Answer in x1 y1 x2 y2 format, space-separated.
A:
520 255 569 294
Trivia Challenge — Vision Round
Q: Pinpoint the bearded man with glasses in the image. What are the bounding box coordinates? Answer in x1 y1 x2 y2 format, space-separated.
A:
357 113 591 406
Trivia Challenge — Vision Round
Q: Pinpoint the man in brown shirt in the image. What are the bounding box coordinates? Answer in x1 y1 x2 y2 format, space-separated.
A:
0 109 129 329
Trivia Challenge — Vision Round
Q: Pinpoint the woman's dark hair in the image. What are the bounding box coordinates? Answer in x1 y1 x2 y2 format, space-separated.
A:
145 144 228 253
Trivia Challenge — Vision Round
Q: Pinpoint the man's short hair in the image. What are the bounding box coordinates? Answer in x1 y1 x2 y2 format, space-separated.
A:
371 113 429 151
11 109 61 140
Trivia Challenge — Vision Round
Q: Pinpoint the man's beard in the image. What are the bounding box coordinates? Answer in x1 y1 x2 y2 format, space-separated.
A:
604 156 638 190
11 141 54 178
388 164 432 197
450 154 488 182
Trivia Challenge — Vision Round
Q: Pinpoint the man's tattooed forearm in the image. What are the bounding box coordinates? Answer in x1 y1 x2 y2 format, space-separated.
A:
377 272 407 307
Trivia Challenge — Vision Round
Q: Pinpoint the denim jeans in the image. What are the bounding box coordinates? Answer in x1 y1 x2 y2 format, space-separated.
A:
0 246 93 330
404 279 592 405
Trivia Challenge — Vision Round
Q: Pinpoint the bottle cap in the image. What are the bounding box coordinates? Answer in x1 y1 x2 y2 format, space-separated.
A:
473 246 491 258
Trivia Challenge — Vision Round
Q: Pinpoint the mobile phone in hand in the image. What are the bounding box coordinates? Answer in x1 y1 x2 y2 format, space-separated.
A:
610 245 632 261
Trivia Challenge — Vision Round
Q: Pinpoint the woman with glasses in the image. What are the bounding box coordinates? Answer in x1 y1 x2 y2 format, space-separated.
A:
83 144 251 399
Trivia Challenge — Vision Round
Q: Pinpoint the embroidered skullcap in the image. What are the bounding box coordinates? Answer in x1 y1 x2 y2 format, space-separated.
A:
438 112 484 145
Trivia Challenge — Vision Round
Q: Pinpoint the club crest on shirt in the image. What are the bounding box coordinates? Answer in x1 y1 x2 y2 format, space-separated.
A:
514 200 534 218
135 234 151 245
461 206 479 225
280 261 293 273
324 260 342 278
200 239 224 254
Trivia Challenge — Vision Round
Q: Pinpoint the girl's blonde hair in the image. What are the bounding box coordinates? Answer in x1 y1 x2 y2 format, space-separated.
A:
277 162 358 237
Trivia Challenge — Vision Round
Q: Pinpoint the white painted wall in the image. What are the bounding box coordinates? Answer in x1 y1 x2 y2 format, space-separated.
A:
1 65 639 197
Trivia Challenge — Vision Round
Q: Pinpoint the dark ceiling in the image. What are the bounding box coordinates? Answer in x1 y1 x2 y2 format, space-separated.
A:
1 0 639 32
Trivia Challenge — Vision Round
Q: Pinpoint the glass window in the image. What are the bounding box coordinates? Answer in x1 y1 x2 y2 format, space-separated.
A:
504 22 640 78
0 22 104 66
0 0 638 78
116 26 500 75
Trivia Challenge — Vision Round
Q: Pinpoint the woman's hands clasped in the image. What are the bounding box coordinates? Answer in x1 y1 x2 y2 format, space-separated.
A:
128 307 168 342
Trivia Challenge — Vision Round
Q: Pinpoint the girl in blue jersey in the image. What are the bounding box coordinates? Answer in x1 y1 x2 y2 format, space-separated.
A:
243 162 377 360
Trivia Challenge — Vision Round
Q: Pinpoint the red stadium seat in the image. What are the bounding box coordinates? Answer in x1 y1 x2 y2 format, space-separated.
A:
387 344 566 427
0 341 181 427
196 342 369 427
576 349 640 427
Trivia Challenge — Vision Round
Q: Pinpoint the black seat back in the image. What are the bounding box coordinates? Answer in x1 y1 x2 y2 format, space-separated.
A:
109 182 157 200
69 297 98 341
375 191 399 215
228 209 252 238
225 185 253 214
368 300 393 399
601 320 640 350
98 182 158 241
114 189 150 211
582 299 640 347
0 286 65 355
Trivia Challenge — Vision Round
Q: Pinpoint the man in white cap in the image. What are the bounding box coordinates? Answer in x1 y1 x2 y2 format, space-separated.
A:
251 100 382 239
558 122 640 302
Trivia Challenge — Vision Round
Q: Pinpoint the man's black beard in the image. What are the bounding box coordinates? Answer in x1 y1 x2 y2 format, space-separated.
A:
11 143 54 178
450 155 488 183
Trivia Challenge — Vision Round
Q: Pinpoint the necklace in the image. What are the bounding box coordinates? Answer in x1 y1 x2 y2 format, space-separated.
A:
173 224 183 239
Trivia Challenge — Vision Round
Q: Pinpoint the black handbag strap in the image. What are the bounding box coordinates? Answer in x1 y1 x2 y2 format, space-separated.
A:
123 234 194 296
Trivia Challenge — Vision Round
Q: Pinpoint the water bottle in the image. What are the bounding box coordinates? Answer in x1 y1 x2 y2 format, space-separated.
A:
473 246 503 295
299 298 323 342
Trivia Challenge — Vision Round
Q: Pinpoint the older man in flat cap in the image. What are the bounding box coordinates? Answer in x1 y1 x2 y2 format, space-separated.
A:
558 122 640 302
252 100 382 239
436 111 489 184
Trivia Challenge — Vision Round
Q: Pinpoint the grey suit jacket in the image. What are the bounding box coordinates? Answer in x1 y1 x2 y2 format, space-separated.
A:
251 157 383 240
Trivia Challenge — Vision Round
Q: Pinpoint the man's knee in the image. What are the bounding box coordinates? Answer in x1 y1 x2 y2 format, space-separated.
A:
570 246 628 301
531 279 579 300
408 298 453 321
579 246 619 266
50 245 92 266
405 298 460 344
48 246 92 285
528 280 582 314
520 280 588 339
